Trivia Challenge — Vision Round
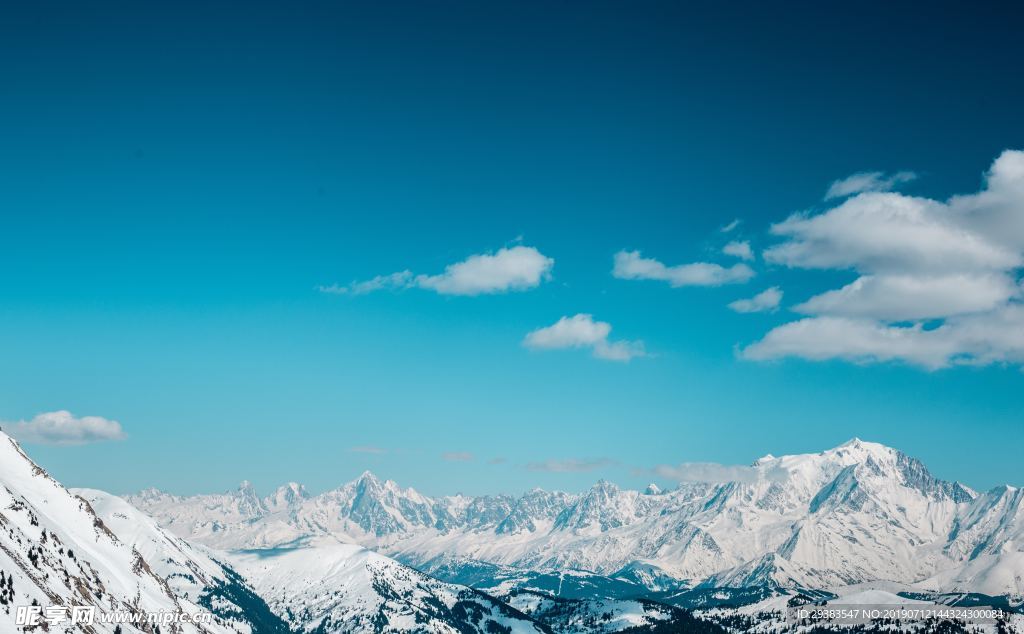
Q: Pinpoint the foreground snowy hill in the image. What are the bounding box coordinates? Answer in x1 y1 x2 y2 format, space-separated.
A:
130 439 1024 602
73 487 293 633
228 537 549 633
0 430 271 633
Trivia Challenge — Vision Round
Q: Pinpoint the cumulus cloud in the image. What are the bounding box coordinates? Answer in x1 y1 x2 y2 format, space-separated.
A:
743 150 1024 369
723 240 754 261
654 462 788 484
721 219 741 233
5 410 126 446
320 246 554 296
613 250 754 287
415 246 554 295
763 194 1018 275
743 306 1024 370
523 314 646 362
825 170 917 200
793 273 1018 321
729 287 783 313
527 458 616 473
442 451 474 462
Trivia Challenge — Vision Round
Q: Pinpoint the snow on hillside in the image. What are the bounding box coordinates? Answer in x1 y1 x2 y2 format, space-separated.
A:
0 431 258 633
227 536 549 633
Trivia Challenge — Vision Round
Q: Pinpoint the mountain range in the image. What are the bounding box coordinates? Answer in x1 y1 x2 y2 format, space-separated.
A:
0 430 595 633
3 429 1022 633
128 439 1024 601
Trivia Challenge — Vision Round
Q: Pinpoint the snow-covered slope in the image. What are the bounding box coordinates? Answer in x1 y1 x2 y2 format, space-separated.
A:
74 488 292 633
921 484 1024 596
0 430 267 633
129 439 1024 600
226 536 549 633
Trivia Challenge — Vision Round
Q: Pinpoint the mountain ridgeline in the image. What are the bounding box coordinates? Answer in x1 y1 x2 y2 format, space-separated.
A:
129 440 1023 602
3 430 1022 633
0 431 714 633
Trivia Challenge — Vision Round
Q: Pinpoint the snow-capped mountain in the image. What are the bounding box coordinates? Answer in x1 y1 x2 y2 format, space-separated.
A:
0 430 272 633
129 439 1024 602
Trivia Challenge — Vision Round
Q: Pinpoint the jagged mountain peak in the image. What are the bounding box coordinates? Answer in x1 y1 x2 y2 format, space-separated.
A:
355 469 379 483
133 485 172 502
276 480 307 495
589 478 619 493
265 481 309 512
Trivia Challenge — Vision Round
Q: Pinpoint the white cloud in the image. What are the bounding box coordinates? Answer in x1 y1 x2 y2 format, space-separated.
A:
764 194 1018 275
415 246 554 295
721 219 741 233
744 150 1024 369
742 317 956 369
742 305 1024 370
527 458 615 473
525 313 609 348
613 250 754 287
793 273 1018 321
320 245 554 296
591 339 647 361
442 451 474 462
729 287 783 313
5 410 126 446
654 462 788 484
523 314 645 362
825 170 917 200
723 240 754 261
949 150 1024 251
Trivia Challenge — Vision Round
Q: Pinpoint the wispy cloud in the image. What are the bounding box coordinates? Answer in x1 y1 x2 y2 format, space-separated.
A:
526 458 616 473
4 410 126 446
442 451 474 462
320 245 554 296
613 250 754 287
720 219 741 233
523 314 646 362
728 287 782 313
488 457 507 465
349 446 388 454
654 462 787 484
318 271 413 296
825 170 917 200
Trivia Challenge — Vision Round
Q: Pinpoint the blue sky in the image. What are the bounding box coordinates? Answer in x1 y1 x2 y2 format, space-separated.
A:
2 1 1022 496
